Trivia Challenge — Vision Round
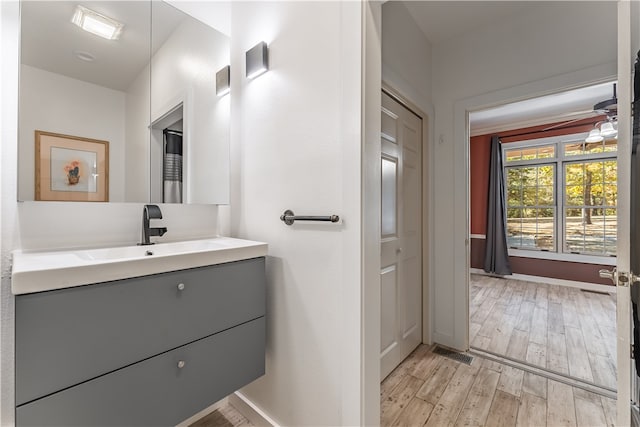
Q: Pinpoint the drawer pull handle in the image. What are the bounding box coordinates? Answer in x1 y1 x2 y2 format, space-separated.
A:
177 283 185 291
177 360 186 369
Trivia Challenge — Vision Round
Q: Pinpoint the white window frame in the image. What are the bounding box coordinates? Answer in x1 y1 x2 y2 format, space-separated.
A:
503 132 618 262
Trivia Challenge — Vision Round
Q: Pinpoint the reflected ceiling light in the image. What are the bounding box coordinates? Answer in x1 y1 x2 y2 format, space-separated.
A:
585 128 604 143
216 65 230 97
600 121 617 138
71 5 124 41
246 42 269 79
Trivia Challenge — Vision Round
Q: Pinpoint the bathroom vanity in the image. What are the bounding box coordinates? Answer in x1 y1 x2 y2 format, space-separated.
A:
12 238 267 426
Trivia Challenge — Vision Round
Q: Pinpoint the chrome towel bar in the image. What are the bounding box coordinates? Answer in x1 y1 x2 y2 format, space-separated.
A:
280 209 339 226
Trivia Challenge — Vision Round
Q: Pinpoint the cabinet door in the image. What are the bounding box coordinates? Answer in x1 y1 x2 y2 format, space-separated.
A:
16 257 265 405
17 317 265 427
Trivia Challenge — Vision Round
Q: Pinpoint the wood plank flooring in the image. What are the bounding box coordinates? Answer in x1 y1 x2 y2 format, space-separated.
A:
381 344 616 427
189 403 252 427
469 274 617 390
189 343 616 426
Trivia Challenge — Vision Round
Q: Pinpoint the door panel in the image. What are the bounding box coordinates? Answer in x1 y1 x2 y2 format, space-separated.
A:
382 157 398 237
381 266 398 357
380 91 423 379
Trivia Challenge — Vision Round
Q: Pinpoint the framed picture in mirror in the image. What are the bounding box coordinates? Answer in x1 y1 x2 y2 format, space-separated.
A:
35 131 109 202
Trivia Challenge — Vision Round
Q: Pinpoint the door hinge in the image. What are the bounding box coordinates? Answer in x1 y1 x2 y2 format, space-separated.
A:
632 344 635 360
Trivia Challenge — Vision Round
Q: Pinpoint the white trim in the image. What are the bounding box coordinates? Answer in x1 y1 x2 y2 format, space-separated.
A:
615 2 632 424
471 234 615 264
457 61 616 352
470 111 601 137
470 268 616 294
508 248 616 266
504 132 589 149
228 392 279 427
381 82 432 348
362 2 383 425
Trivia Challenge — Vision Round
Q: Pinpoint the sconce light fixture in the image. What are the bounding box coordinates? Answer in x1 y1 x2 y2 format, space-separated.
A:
246 41 269 79
216 65 230 96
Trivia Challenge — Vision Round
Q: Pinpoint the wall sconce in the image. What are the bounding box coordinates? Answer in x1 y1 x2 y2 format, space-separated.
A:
246 41 269 79
216 65 230 96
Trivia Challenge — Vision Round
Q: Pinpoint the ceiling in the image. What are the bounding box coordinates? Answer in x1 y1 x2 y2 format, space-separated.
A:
397 1 616 133
401 1 539 45
20 1 186 91
470 82 617 134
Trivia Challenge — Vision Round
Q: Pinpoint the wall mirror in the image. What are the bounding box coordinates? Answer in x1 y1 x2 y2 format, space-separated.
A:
18 0 230 204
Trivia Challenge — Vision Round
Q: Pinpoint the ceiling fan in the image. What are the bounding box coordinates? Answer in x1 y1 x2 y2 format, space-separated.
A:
542 83 618 138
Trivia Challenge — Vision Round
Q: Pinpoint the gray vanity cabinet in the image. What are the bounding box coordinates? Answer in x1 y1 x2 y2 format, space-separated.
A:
15 257 266 426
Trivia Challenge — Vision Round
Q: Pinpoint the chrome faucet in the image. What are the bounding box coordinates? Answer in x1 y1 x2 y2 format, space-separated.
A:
139 204 167 246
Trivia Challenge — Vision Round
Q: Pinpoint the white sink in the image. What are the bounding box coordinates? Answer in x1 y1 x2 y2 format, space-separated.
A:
11 237 268 295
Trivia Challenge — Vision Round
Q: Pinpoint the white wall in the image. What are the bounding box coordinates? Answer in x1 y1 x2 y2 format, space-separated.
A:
125 4 230 205
18 65 126 202
382 1 433 114
1 1 19 424
431 1 617 349
149 14 230 205
124 62 151 203
381 0 435 346
229 1 363 425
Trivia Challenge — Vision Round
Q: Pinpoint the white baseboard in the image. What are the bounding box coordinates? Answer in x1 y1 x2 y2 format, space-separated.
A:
469 268 616 294
175 397 228 427
228 392 279 427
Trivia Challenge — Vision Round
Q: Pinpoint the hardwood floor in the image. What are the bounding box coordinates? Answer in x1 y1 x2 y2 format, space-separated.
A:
381 344 616 427
189 403 252 427
188 342 615 426
469 274 617 390
192 276 617 427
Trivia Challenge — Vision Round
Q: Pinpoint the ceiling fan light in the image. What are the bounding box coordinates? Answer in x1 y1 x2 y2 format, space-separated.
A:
600 122 617 138
585 128 603 143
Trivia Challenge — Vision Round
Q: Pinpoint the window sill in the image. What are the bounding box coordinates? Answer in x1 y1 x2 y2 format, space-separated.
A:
507 248 616 266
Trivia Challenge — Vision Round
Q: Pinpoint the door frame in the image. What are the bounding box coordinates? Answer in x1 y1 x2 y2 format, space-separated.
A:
615 2 632 425
381 82 432 347
453 63 617 353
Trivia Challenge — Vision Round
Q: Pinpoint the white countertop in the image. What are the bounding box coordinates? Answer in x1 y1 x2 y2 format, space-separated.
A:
12 237 268 295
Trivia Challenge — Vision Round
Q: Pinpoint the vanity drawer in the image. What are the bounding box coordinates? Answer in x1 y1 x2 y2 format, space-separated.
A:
17 316 265 427
16 257 265 406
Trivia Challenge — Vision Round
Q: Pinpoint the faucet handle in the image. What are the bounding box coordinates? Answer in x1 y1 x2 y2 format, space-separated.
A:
144 204 163 219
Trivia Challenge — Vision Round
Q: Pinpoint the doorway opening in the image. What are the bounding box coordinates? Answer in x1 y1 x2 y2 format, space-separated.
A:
467 81 618 395
151 102 185 203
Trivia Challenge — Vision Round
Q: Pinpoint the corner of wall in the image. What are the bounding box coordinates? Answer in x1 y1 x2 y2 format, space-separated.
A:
1 1 20 424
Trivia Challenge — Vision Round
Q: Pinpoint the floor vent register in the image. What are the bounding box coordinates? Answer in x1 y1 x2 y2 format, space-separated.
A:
432 346 474 366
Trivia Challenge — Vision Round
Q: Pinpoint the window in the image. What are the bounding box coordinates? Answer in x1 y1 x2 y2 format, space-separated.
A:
506 164 555 251
503 134 617 257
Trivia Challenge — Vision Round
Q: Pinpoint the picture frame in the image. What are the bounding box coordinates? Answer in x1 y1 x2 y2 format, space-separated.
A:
35 130 109 202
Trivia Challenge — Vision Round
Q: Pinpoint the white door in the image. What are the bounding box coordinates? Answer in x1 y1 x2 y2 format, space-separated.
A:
613 2 633 425
380 91 423 379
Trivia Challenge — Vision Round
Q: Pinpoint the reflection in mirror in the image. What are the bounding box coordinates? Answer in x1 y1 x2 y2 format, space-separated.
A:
149 1 230 204
19 1 151 202
18 1 230 204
